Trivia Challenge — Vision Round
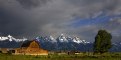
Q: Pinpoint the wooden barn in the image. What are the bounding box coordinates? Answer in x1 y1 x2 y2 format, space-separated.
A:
15 40 48 55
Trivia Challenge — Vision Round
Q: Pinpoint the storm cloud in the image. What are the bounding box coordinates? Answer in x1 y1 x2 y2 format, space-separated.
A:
0 0 121 42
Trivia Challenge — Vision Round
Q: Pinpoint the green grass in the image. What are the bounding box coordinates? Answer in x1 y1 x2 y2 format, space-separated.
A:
0 53 121 60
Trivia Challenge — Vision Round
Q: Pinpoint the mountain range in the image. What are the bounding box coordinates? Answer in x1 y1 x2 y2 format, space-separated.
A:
0 34 121 52
0 35 27 48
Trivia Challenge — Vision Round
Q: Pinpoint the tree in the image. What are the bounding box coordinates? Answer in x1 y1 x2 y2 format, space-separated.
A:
93 30 112 54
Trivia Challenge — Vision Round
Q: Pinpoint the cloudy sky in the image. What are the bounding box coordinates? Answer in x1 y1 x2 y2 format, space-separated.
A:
0 0 121 42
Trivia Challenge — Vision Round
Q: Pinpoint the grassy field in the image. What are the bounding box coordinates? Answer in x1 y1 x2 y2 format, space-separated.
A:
0 53 121 60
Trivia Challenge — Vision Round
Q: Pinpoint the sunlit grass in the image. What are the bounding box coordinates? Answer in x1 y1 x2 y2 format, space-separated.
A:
0 53 121 60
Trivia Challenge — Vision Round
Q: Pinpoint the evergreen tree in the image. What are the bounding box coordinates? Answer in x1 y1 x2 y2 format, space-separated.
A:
93 30 112 54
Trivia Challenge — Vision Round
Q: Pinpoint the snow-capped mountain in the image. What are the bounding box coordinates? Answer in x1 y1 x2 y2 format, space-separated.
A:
35 34 92 51
0 35 27 42
73 37 90 44
0 35 27 48
36 36 57 43
36 34 90 44
34 34 121 52
57 34 69 42
48 36 57 43
57 34 90 44
1 34 121 52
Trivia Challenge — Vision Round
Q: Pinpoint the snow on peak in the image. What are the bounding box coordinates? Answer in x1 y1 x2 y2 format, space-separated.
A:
8 35 14 41
49 36 57 43
49 36 54 40
57 34 68 42
0 36 8 41
66 36 73 41
35 36 57 43
35 34 90 44
0 35 27 42
15 37 27 42
72 37 90 44
73 37 82 44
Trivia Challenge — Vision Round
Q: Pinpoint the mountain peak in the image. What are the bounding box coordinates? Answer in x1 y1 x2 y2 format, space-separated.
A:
73 37 82 44
57 34 68 42
0 35 27 42
8 35 14 41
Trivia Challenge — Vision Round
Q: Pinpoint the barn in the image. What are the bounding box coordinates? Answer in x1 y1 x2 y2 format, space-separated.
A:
15 40 48 55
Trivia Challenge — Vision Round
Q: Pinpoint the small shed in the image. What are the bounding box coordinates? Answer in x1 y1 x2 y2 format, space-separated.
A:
0 48 8 53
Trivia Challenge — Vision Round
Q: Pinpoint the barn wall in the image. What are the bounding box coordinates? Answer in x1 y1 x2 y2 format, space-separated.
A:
14 40 48 55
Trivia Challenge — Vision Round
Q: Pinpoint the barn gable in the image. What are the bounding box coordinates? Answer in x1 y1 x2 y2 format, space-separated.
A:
21 40 40 48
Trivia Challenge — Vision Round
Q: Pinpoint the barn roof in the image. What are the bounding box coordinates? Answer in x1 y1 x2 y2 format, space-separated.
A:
21 40 40 47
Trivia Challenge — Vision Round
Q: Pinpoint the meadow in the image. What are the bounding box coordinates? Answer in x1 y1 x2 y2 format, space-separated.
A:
0 53 121 60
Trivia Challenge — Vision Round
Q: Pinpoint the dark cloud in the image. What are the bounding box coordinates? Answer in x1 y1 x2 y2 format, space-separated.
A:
16 0 51 9
0 0 121 42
